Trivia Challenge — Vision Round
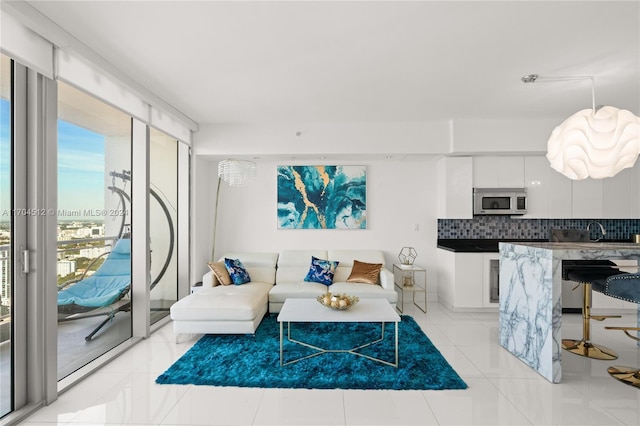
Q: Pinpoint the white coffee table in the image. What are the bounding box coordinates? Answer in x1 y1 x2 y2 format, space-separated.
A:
277 298 401 367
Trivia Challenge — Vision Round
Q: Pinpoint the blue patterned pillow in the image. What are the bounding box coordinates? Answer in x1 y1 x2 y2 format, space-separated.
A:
224 258 251 285
304 256 340 286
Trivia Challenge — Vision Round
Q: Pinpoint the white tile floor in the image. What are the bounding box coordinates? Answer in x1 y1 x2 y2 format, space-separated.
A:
21 302 640 425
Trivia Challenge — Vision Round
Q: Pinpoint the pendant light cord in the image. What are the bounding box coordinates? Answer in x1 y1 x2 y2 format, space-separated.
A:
522 74 596 111
589 77 596 111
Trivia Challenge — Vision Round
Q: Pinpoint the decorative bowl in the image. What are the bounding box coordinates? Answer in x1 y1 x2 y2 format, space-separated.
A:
316 293 359 310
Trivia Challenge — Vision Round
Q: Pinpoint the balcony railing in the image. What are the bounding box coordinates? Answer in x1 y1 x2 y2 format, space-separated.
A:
0 235 120 341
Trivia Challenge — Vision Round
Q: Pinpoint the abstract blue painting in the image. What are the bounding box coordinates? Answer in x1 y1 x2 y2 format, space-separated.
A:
277 165 366 229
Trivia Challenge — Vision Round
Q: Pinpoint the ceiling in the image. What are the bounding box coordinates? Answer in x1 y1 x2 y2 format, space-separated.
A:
24 1 640 126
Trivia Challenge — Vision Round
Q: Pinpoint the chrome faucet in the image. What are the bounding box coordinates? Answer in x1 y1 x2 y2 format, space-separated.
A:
587 221 606 241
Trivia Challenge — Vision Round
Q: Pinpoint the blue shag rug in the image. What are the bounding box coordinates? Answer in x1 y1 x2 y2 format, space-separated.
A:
156 315 467 390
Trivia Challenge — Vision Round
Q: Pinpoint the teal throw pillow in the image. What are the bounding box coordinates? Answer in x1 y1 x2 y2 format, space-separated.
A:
304 256 339 286
224 258 251 285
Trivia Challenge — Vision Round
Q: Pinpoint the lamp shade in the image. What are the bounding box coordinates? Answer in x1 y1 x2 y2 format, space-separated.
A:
546 106 640 180
218 159 257 186
212 158 257 260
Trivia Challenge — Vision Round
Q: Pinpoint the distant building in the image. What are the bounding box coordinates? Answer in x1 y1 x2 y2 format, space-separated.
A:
91 225 104 237
79 246 108 259
57 260 77 277
74 228 92 238
58 229 77 240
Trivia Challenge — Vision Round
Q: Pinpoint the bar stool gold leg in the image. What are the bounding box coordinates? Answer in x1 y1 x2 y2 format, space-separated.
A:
607 366 640 388
604 326 640 387
562 282 618 360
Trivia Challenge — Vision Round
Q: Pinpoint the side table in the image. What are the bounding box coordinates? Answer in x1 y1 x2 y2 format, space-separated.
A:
393 264 427 313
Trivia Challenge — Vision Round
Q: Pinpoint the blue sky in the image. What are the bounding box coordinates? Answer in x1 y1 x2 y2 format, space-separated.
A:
58 120 105 218
1 98 105 221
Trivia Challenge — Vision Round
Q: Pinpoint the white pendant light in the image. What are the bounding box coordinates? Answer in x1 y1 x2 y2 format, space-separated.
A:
547 106 640 180
523 74 640 180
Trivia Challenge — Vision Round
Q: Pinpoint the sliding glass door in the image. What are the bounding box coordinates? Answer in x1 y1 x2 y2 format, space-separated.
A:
56 82 132 379
0 42 190 424
0 53 29 420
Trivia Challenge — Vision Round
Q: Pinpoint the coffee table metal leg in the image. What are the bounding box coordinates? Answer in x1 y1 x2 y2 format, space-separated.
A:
395 321 399 366
280 321 284 367
280 321 399 368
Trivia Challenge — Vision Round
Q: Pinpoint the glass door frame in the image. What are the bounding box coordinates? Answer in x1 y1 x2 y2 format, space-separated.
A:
2 58 59 424
7 55 28 419
27 67 59 408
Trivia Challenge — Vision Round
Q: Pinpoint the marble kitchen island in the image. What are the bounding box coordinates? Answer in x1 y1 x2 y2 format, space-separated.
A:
498 241 640 383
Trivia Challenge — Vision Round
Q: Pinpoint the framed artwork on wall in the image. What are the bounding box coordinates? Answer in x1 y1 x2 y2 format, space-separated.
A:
277 165 367 229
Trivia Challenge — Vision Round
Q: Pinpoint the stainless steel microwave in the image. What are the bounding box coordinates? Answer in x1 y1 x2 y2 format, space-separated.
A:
473 188 527 215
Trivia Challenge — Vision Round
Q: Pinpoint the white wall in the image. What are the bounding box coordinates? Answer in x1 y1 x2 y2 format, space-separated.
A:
191 155 215 286
190 117 563 300
192 157 440 300
450 118 560 154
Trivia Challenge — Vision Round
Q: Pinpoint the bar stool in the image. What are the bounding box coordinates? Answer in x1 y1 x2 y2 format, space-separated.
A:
562 260 624 360
596 272 640 388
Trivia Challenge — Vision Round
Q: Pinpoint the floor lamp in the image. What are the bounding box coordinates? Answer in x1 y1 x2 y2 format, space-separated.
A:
212 158 257 261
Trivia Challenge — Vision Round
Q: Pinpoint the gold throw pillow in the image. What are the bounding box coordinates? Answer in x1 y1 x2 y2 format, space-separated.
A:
208 261 232 286
346 260 382 285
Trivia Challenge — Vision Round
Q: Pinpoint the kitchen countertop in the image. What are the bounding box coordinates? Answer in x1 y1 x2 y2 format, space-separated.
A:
437 238 632 253
437 238 546 253
499 240 638 251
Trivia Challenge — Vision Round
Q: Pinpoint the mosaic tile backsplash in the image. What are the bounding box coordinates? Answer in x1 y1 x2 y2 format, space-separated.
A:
437 217 640 240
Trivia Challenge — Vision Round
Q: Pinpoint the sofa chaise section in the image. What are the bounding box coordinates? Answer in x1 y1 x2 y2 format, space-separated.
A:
170 252 278 335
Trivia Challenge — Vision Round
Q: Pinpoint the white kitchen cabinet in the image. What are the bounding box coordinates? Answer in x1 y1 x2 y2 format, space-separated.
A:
454 253 484 308
523 156 571 218
437 249 495 310
437 249 456 308
523 156 548 217
473 157 498 188
498 156 526 187
572 179 603 218
437 156 472 219
602 166 640 218
473 156 524 188
445 154 640 220
541 157 640 219
548 167 573 218
527 155 639 219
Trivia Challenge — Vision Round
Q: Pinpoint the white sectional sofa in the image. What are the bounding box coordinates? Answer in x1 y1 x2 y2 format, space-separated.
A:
170 249 397 335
